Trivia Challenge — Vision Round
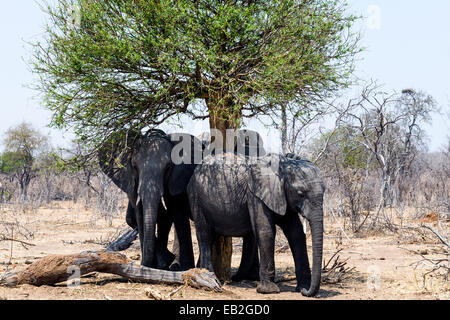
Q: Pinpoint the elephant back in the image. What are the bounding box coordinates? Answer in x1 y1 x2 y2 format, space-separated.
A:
198 129 266 158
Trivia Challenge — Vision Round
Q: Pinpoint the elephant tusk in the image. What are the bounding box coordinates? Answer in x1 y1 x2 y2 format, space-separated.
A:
300 216 308 235
161 197 168 211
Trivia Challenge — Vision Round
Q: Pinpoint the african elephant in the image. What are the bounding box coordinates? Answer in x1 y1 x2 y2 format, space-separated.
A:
187 153 325 297
199 129 266 281
98 129 202 270
232 153 310 282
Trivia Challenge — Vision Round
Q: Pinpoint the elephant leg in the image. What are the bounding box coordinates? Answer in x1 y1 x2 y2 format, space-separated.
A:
135 200 145 255
170 195 195 271
190 194 214 272
278 212 312 291
232 232 260 282
153 202 175 270
138 189 162 268
247 196 279 294
170 231 181 271
156 201 172 248
125 201 137 229
153 240 175 270
195 220 214 272
170 221 195 271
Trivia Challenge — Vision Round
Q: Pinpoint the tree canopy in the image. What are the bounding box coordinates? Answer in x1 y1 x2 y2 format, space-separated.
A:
32 0 361 149
1 122 49 200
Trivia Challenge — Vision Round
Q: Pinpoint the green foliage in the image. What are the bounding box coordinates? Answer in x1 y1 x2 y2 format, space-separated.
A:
32 0 361 150
2 122 49 174
336 129 372 169
36 151 67 175
311 126 377 170
48 142 102 175
0 151 26 174
3 122 48 158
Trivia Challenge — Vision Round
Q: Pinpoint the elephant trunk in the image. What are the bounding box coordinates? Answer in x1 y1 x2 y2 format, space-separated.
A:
141 213 158 267
301 214 323 297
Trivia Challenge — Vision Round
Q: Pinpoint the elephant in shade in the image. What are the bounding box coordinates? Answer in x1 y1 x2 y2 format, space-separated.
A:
187 153 325 297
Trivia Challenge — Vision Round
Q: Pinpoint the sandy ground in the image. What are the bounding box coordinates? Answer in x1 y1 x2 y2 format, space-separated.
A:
0 201 448 300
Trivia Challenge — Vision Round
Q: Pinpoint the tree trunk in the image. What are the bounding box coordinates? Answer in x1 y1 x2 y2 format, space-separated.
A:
281 105 288 154
18 171 32 203
206 95 241 281
19 182 27 202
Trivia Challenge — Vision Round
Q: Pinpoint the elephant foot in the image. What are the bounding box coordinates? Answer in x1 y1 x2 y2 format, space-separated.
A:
171 262 196 271
295 281 311 292
256 281 280 294
232 272 260 282
295 273 312 292
152 241 176 270
153 252 175 270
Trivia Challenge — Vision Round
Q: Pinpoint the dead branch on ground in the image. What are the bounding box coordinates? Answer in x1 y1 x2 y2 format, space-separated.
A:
275 248 356 285
0 250 222 292
321 248 355 284
0 235 35 249
405 223 449 287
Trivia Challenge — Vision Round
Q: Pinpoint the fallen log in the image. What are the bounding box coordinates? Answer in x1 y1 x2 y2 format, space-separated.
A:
105 228 175 270
105 229 138 252
0 250 222 292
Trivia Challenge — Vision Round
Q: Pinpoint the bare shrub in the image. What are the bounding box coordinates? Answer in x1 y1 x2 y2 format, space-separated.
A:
321 248 356 284
406 223 449 294
92 173 126 226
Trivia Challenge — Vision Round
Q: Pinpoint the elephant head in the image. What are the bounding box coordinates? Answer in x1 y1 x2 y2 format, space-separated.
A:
235 129 266 157
199 129 266 157
249 154 325 297
98 129 201 206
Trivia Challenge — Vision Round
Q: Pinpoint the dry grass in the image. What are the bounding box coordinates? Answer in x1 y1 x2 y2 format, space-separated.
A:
0 201 448 300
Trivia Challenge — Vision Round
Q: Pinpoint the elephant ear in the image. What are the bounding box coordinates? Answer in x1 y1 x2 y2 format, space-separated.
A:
167 133 203 196
98 145 137 197
97 130 141 197
248 154 287 215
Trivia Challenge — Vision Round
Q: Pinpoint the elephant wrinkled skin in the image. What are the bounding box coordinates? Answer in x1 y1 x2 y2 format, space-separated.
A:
188 153 325 297
98 129 201 270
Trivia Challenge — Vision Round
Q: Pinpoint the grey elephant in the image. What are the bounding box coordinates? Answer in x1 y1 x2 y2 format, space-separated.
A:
99 128 265 271
98 129 202 270
187 153 325 297
199 129 266 158
199 129 266 281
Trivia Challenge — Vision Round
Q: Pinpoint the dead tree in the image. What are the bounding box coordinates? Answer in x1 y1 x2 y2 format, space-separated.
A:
339 82 437 229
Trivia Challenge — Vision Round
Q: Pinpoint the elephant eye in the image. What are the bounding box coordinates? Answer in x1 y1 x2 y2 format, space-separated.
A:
297 191 307 199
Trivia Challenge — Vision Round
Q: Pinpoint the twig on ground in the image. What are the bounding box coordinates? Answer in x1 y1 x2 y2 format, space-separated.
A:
420 223 449 248
0 236 35 249
321 248 355 284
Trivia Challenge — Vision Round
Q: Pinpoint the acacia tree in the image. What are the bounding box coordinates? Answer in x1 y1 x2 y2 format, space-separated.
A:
32 0 361 279
2 123 49 202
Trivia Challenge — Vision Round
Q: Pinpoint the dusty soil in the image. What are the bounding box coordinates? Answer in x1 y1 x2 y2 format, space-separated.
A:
0 201 448 300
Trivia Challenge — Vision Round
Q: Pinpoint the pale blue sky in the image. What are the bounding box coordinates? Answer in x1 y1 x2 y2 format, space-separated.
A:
0 1 449 152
